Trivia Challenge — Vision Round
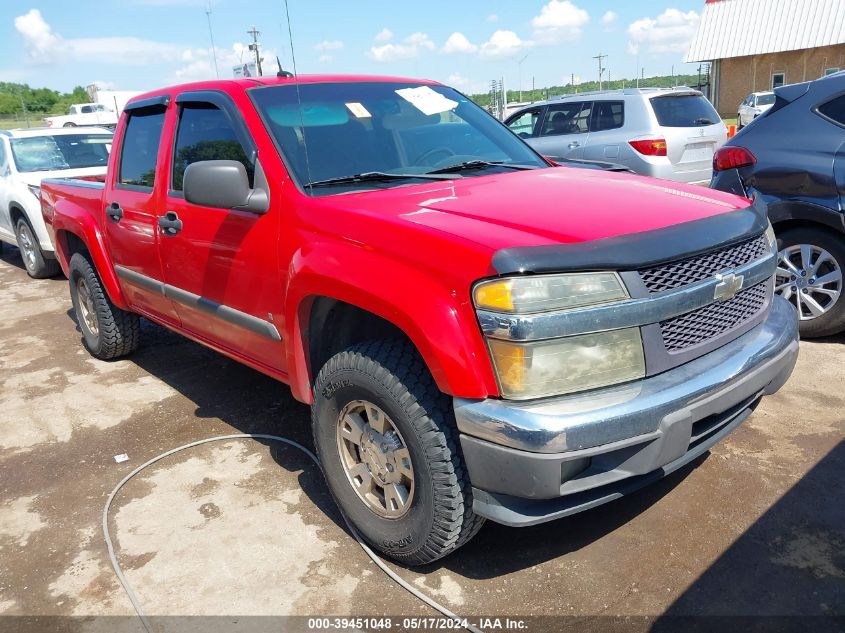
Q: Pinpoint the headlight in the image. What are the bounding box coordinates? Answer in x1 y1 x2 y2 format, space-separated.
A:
764 220 776 253
487 328 645 400
27 184 41 199
474 272 628 314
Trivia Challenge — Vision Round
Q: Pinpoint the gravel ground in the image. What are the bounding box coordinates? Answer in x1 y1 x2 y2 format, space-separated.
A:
0 245 842 633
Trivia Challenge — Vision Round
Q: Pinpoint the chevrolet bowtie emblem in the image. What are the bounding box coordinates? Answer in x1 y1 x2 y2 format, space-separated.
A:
714 272 744 302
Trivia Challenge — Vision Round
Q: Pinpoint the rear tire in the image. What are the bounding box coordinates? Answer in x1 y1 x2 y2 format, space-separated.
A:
775 226 845 337
14 217 59 279
312 339 484 565
63 122 77 128
68 253 140 359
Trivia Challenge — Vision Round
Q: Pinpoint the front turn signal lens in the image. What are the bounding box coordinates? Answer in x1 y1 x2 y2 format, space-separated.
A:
474 272 628 314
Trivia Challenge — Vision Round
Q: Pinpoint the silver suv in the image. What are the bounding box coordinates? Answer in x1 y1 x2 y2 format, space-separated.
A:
504 87 727 185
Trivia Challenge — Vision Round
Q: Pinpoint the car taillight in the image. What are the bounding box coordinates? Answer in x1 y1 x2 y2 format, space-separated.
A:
713 146 756 171
628 138 667 157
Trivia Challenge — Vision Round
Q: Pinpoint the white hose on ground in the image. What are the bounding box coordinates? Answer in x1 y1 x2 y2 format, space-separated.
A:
102 433 483 633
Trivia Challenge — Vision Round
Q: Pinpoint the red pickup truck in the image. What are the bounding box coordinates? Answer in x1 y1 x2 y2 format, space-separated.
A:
41 76 799 564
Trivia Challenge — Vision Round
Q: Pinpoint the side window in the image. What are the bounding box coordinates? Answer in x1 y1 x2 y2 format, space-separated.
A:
818 95 845 126
541 102 591 136
591 101 624 132
506 108 542 138
171 103 253 192
118 106 166 189
81 105 93 114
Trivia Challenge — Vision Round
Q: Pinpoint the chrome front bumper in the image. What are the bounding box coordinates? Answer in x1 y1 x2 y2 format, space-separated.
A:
453 297 799 526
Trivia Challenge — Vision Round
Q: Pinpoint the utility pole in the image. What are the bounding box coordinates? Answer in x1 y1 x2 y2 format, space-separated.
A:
205 3 219 78
247 26 264 77
593 52 607 90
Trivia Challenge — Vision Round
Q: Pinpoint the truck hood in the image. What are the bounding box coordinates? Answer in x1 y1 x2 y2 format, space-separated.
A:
337 167 751 252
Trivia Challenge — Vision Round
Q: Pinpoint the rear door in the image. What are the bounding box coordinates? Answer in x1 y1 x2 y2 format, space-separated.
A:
158 91 286 373
649 93 726 182
529 101 591 159
583 100 625 162
104 98 180 323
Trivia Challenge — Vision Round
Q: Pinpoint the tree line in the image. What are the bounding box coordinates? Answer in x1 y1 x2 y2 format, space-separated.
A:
0 82 91 116
469 73 707 108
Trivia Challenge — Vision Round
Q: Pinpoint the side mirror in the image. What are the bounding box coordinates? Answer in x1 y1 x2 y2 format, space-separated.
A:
183 160 269 214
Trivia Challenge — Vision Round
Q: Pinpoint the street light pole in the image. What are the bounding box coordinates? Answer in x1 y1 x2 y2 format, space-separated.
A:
516 53 530 102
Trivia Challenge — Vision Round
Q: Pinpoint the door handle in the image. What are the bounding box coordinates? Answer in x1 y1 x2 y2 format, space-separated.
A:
568 141 581 149
107 202 123 222
158 211 183 236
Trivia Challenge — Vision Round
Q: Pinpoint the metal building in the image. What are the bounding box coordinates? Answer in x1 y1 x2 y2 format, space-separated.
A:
685 0 845 116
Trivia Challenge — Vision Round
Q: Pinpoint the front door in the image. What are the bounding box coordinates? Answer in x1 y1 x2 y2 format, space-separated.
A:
158 95 286 373
530 101 591 160
104 101 179 324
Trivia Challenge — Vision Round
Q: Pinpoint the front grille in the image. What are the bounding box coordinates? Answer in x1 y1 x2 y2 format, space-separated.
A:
660 282 769 352
639 235 769 293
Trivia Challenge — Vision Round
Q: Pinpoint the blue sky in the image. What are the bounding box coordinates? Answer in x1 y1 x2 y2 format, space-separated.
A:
0 0 707 94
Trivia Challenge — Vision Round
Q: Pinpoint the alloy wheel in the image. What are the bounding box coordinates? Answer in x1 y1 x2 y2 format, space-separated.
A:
776 243 842 320
17 223 37 272
75 277 99 336
336 399 414 519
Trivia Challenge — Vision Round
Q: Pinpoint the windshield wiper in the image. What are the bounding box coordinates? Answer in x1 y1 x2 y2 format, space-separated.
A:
694 117 715 125
305 171 456 188
425 160 539 175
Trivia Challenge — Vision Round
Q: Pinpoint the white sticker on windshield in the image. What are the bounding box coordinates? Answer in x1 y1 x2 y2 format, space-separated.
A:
396 86 458 116
345 102 371 118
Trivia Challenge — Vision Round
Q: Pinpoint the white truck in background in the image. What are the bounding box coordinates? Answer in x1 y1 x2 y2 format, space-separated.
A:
43 103 118 129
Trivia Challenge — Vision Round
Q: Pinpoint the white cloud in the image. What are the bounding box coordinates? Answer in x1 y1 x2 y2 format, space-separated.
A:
487 14 499 23
318 54 333 64
627 8 700 55
531 0 589 43
374 28 394 43
446 72 486 94
15 9 180 66
314 40 344 52
479 30 531 60
601 10 618 27
170 43 277 83
368 32 434 62
442 32 478 55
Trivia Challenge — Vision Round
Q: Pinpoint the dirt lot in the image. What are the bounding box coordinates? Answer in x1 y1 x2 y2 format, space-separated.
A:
0 245 843 632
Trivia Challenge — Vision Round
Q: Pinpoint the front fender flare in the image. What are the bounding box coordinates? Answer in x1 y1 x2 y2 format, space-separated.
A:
284 243 496 404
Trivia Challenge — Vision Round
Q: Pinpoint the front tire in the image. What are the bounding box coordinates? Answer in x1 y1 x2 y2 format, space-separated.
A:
68 253 140 359
63 122 77 128
775 226 845 337
312 339 484 565
15 217 59 278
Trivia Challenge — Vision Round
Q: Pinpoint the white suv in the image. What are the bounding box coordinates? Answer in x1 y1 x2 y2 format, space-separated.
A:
0 127 112 277
505 87 727 185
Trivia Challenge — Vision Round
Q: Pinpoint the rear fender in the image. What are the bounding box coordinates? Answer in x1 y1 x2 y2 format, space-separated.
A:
284 242 496 404
47 195 129 310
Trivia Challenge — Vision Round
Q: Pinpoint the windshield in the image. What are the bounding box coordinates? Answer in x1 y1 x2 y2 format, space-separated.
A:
250 81 547 195
650 94 720 127
10 134 112 173
757 93 775 106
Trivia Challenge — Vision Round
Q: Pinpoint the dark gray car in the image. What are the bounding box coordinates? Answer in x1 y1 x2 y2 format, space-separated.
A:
711 71 845 337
